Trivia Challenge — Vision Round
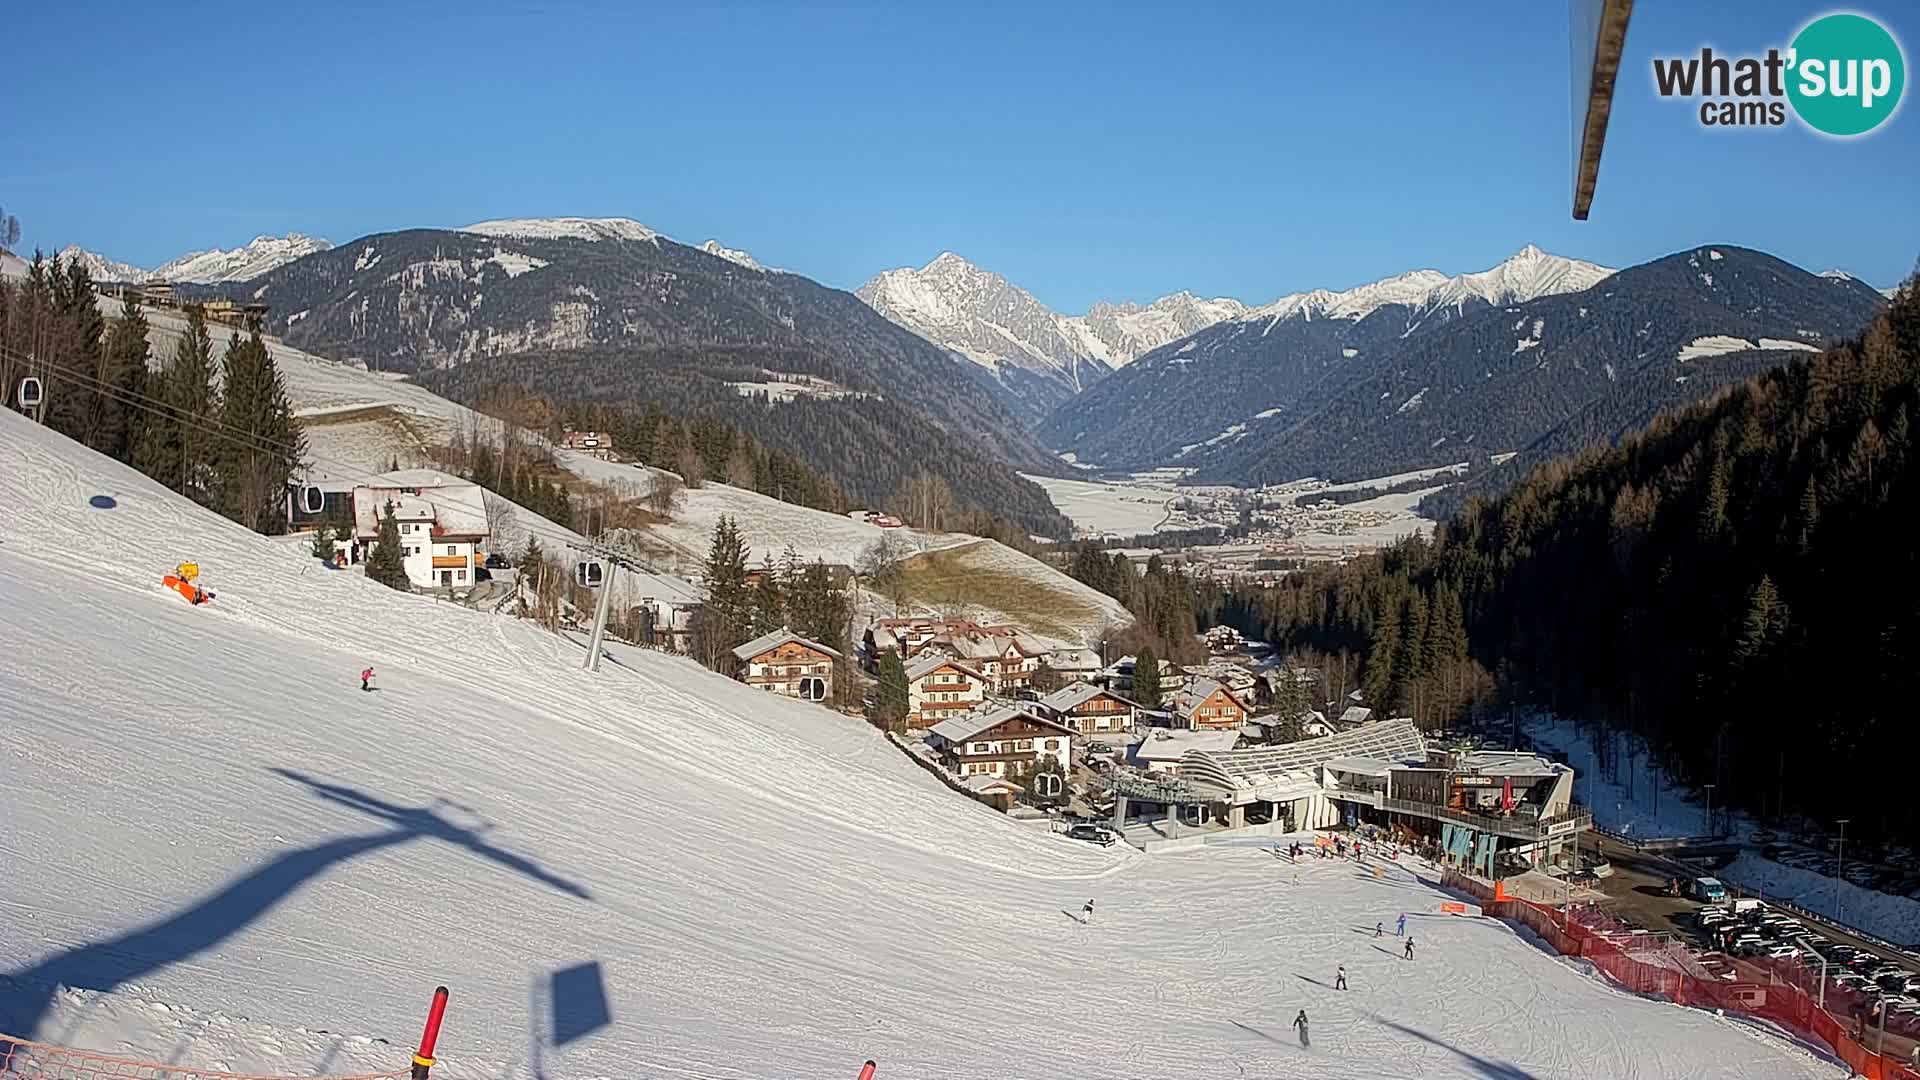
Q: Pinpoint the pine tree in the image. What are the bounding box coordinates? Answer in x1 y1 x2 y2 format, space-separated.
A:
1133 645 1162 709
311 526 337 563
137 305 220 503
872 648 910 731
102 292 152 463
697 515 752 670
365 501 412 591
748 560 786 636
216 326 304 534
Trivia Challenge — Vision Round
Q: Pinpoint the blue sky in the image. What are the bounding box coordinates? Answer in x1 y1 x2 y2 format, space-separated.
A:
4 1 1914 311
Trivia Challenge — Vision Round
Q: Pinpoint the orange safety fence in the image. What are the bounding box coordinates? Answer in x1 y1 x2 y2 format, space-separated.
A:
1441 868 1920 1080
0 1035 413 1080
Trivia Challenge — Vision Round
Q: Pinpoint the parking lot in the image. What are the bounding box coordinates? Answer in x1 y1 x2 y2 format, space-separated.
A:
1588 832 1920 1063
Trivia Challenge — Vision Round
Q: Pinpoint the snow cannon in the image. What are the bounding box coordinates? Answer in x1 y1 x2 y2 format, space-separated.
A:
163 564 213 605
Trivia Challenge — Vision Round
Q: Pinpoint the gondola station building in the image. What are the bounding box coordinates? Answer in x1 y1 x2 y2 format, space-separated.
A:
1108 718 1591 872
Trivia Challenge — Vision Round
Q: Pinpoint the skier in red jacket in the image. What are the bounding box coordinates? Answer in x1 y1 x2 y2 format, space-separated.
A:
361 667 375 692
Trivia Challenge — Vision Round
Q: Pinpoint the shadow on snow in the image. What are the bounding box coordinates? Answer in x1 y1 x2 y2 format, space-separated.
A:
0 768 589 1045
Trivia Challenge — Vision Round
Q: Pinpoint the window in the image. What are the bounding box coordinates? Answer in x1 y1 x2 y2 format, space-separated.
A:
456 570 466 582
1015 739 1033 751
1041 739 1056 751
445 545 457 556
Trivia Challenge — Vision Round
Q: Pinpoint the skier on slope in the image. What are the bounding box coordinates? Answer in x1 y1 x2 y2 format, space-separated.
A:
1081 899 1095 924
1293 1010 1310 1048
1375 921 1384 938
361 666 375 692
1334 965 1348 990
1404 937 1416 960
1397 912 1408 936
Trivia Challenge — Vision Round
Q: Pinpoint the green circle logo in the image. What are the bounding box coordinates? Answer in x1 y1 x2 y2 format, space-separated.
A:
1787 13 1906 136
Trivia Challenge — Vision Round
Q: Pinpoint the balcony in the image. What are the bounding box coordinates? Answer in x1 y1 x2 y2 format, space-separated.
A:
1379 797 1593 841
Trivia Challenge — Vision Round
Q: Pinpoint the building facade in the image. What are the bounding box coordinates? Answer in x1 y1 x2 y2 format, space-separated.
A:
905 653 990 729
1037 682 1140 737
351 469 491 591
1175 677 1251 731
733 628 842 701
927 706 1075 781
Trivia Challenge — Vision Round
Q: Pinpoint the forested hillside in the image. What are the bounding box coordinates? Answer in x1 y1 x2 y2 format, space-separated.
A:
1209 277 1920 841
419 350 1072 538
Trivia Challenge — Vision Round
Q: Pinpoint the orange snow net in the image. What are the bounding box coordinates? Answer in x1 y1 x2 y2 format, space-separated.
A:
0 1036 412 1080
1440 868 1920 1080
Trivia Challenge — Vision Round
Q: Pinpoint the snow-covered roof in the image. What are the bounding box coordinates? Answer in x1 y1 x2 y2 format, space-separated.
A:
928 705 1071 745
960 773 1023 796
1179 719 1428 799
1176 677 1248 723
1039 682 1138 713
1453 750 1565 780
732 627 843 663
905 651 987 683
1131 727 1243 763
1339 706 1374 726
1047 648 1102 672
1325 756 1395 777
351 470 489 539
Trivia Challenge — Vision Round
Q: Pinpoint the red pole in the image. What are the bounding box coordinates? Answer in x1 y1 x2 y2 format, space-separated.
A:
857 1061 877 1080
413 986 450 1080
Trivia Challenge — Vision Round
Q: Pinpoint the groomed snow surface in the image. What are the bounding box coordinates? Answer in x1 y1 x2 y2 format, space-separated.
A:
0 412 1847 1079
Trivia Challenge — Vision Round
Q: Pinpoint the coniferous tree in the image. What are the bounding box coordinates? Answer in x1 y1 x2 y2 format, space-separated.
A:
216 326 304 533
365 501 412 591
137 304 220 503
871 648 910 731
102 291 152 462
696 515 752 670
748 560 786 636
312 526 337 563
1132 645 1162 709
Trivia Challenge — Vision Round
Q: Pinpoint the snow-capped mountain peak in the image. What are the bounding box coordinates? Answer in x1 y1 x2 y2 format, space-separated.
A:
154 234 333 283
1242 247 1613 326
698 239 766 272
56 245 147 283
461 217 662 245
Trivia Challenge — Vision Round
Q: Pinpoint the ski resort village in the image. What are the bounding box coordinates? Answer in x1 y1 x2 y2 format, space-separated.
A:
5 258 1918 1080
4 7 1918 1070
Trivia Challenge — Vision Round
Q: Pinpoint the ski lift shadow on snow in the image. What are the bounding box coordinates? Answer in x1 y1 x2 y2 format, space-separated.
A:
0 769 592 1043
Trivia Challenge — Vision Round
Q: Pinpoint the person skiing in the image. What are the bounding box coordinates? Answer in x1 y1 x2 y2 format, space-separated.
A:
1397 913 1408 937
1404 937 1416 960
1080 899 1095 924
1375 921 1384 938
360 666 375 692
1334 965 1348 990
1293 1010 1310 1048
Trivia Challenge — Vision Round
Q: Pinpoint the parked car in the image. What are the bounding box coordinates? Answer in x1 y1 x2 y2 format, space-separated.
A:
1763 943 1801 959
484 552 511 569
1065 823 1117 847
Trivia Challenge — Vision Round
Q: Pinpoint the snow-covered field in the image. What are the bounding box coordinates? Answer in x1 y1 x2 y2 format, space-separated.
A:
0 412 1845 1079
1526 713 1920 948
1020 473 1172 537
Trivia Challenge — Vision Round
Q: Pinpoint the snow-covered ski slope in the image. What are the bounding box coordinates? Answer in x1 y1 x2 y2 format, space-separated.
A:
108 299 1123 640
0 413 1845 1079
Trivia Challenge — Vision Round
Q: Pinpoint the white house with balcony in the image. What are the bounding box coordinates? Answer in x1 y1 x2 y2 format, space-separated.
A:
351 469 490 592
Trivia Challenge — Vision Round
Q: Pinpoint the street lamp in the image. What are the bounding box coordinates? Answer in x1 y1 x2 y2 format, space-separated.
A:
1703 783 1716 839
1835 819 1849 925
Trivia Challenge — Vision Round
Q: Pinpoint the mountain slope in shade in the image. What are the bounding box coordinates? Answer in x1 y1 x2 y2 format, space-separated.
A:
153 234 332 283
855 254 1248 424
227 227 1071 534
1189 246 1886 488
1039 246 1616 468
